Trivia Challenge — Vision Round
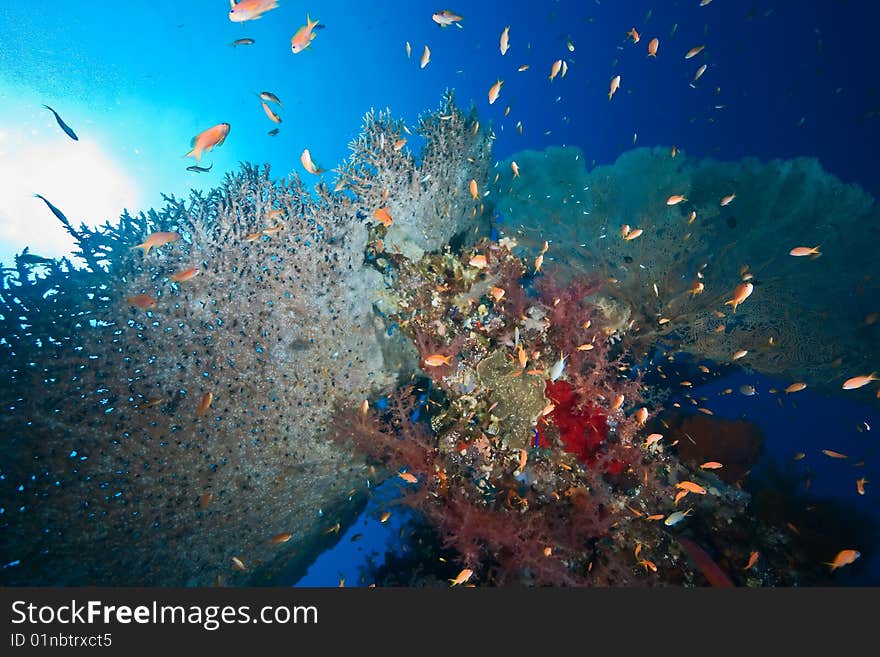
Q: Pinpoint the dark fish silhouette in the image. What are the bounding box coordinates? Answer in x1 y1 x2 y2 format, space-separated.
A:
33 193 73 229
231 38 255 47
186 163 214 173
43 105 78 141
268 128 280 137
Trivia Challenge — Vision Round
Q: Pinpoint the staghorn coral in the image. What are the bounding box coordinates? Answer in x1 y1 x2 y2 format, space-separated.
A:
494 146 880 398
336 90 492 262
0 93 493 586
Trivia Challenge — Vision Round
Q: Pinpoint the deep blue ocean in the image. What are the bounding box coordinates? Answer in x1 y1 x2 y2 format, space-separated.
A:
1 0 878 586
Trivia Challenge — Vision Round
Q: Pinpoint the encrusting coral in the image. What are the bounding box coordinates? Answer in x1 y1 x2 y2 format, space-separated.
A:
0 93 492 586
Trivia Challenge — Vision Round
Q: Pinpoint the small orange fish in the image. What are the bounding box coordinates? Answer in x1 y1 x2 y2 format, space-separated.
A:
628 27 640 43
534 253 544 273
301 148 324 174
639 559 657 573
374 207 393 226
424 354 453 367
842 373 878 390
199 492 214 510
647 37 659 57
611 394 625 411
576 343 594 351
608 75 621 100
785 382 807 393
720 193 736 206
511 161 520 177
131 231 181 254
500 26 510 55
693 64 707 82
685 45 705 59
645 514 664 521
469 178 479 200
700 461 723 470
127 294 157 309
674 489 689 505
196 391 214 416
228 0 279 22
856 477 868 495
488 79 503 105
676 481 707 495
420 45 431 68
825 549 860 572
543 546 552 556
666 194 687 205
822 449 848 459
644 433 663 448
359 399 369 416
634 407 648 426
624 228 643 241
271 531 292 545
170 267 199 282
491 286 505 302
469 254 488 268
549 59 563 81
449 568 473 586
185 123 230 163
744 551 759 571
261 101 282 124
732 349 748 360
231 556 247 571
380 511 391 523
291 14 320 54
724 282 753 313
789 245 821 257
393 138 407 151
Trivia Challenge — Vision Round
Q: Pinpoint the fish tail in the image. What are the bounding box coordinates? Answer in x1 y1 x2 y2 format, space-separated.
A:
307 13 318 28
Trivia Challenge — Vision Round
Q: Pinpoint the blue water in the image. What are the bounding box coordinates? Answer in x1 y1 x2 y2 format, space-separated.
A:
1 0 878 585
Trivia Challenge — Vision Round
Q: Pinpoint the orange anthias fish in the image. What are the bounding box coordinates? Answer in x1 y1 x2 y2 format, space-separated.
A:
270 531 292 545
127 294 157 310
261 101 282 124
549 59 563 80
397 471 419 484
500 26 510 55
131 231 180 255
785 382 807 393
468 254 488 268
185 123 230 163
666 194 687 205
724 282 754 313
469 179 479 200
433 10 463 27
685 45 705 59
373 207 393 227
488 79 503 105
228 0 279 22
449 568 473 586
744 551 759 571
821 449 848 459
676 481 707 495
196 391 214 416
627 27 640 43
420 45 431 68
424 354 453 367
608 75 621 100
647 37 659 57
170 267 199 282
825 549 860 572
291 14 320 53
300 148 324 174
700 461 723 470
856 477 868 495
842 373 878 390
789 245 821 257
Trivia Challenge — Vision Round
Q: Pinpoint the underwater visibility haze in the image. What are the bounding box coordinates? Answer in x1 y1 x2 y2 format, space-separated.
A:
1 0 879 587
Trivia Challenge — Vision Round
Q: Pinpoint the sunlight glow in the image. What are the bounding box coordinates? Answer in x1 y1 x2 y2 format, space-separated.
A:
0 127 141 260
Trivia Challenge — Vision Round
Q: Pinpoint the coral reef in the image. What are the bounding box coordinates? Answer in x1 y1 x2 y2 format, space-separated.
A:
493 146 880 398
329 236 768 586
0 93 492 586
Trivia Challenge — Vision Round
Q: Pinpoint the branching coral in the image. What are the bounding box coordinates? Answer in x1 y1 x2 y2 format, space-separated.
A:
0 93 492 586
